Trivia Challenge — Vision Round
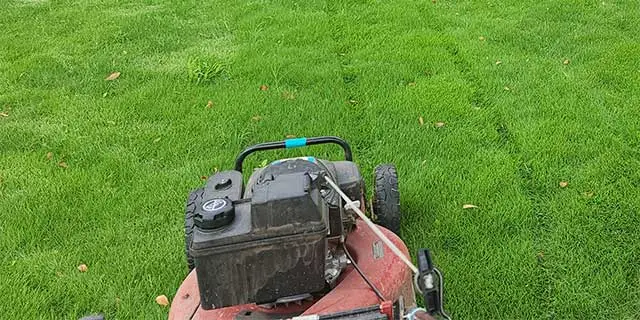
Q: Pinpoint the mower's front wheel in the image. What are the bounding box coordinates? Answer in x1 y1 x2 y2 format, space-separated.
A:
184 188 204 271
373 164 401 236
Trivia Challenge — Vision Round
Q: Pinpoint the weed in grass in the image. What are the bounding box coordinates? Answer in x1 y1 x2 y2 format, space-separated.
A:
187 57 226 84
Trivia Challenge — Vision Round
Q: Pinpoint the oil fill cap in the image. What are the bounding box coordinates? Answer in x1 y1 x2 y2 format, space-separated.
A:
195 198 235 229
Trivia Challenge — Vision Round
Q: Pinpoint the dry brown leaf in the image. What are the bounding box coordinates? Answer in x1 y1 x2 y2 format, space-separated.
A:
0 112 8 117
105 72 121 81
419 117 424 126
155 295 170 306
286 134 296 138
479 36 486 41
495 60 503 65
200 176 207 181
58 161 68 169
563 59 570 65
206 100 214 108
251 115 261 121
153 137 161 143
435 122 446 128
77 264 88 272
46 152 53 160
462 204 478 209
559 181 568 188
259 85 269 91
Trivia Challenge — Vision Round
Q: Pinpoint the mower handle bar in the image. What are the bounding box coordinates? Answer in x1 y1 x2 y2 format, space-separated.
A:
234 136 353 172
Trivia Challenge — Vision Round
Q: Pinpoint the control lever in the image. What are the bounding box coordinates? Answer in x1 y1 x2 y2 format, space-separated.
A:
416 249 451 320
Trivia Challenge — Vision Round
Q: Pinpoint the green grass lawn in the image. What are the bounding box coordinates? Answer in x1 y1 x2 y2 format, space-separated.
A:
2 0 640 318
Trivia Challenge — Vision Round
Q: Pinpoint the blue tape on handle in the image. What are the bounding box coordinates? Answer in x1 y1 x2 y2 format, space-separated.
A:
285 137 307 148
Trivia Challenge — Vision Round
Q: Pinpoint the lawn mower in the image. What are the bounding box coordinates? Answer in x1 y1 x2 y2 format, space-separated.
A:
169 136 450 320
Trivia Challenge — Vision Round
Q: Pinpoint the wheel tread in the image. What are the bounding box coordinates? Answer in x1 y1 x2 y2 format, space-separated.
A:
184 188 204 270
372 164 401 235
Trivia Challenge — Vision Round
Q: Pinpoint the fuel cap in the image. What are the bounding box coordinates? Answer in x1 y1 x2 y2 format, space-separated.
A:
194 198 235 229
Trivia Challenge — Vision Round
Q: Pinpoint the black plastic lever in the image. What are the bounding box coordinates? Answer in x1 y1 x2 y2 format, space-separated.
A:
416 249 451 319
417 249 441 315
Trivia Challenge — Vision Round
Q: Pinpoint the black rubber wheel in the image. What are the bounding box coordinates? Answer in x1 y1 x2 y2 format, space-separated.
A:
184 188 204 271
372 164 401 236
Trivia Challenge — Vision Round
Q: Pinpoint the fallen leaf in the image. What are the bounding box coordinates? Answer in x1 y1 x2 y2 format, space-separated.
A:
583 191 594 198
435 122 446 128
106 120 116 125
563 59 570 65
286 134 296 138
0 112 8 117
495 60 503 65
155 295 170 306
479 36 486 41
462 204 478 209
46 152 53 160
407 82 416 87
419 117 424 126
200 176 207 181
251 115 261 121
102 92 108 97
212 167 218 173
182 293 190 299
153 137 161 143
77 264 88 272
348 99 358 105
58 161 68 169
559 181 568 188
504 86 510 91
206 100 214 108
105 72 121 81
259 85 269 91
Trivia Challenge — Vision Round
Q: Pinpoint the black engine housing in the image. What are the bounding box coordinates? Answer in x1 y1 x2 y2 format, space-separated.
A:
189 158 363 309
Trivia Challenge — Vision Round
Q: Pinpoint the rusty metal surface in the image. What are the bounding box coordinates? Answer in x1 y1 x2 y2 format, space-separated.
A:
169 270 200 320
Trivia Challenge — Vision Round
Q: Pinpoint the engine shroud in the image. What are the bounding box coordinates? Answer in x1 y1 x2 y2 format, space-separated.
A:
189 158 364 309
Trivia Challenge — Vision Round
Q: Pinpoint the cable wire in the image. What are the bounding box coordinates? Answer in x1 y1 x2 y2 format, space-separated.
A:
433 268 451 320
341 242 386 302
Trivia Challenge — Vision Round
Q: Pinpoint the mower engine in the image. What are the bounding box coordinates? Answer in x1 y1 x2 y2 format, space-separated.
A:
187 140 364 309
